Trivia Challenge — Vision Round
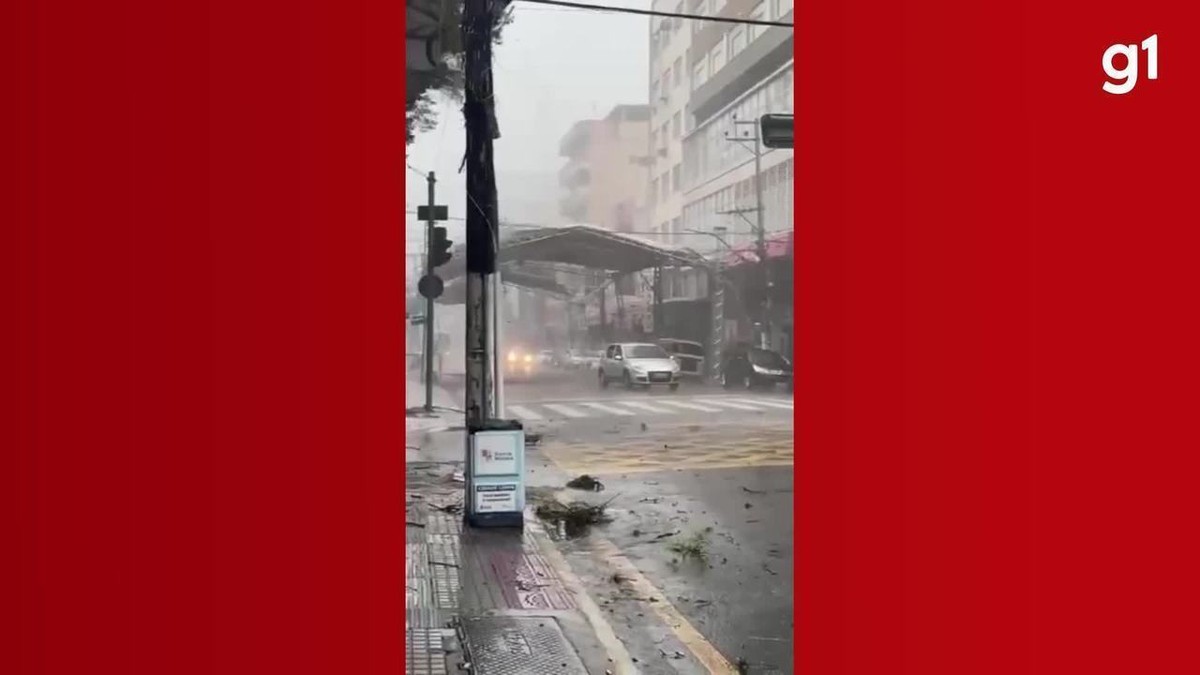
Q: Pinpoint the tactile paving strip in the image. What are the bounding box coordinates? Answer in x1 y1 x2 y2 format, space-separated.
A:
459 617 587 675
405 627 453 675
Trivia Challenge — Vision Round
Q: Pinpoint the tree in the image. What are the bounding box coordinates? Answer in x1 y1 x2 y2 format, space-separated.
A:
406 0 513 145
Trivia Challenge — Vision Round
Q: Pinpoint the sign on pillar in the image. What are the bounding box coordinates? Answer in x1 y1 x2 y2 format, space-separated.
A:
466 419 525 528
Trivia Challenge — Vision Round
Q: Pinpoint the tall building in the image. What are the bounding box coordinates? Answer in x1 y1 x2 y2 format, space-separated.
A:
557 104 652 232
647 2 692 244
681 0 793 256
648 0 795 351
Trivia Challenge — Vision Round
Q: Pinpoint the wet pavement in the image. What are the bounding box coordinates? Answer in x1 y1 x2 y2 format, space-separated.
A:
530 456 794 674
410 369 795 674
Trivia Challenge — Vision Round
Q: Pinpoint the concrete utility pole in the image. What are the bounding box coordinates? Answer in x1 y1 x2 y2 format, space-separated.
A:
730 119 771 350
461 0 499 429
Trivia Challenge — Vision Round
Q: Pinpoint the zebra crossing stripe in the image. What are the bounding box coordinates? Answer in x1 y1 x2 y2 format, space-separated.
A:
581 402 635 416
507 405 543 420
728 398 793 410
543 403 589 419
701 399 765 411
657 400 723 413
616 400 677 414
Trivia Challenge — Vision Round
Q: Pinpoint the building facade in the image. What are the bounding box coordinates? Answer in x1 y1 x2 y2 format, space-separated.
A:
647 1 692 245
648 0 795 353
557 104 651 233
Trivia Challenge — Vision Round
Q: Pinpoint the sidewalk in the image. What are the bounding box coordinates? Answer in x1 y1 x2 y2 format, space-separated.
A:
406 378 461 438
406 430 636 675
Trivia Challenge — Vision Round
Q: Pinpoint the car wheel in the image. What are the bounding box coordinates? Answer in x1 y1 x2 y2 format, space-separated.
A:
623 370 635 390
599 370 608 389
743 374 754 390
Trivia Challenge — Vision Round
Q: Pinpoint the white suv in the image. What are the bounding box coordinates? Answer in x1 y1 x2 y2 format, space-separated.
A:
598 342 680 391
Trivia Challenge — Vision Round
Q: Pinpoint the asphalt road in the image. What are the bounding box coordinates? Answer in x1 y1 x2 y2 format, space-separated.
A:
505 368 795 674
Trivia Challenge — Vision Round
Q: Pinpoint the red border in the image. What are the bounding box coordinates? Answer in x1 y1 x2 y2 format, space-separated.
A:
795 2 1200 673
5 2 405 672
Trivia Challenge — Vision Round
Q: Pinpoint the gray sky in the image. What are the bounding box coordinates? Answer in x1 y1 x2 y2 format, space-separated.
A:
405 1 650 256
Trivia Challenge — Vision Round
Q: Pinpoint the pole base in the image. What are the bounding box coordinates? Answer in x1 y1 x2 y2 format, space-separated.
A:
465 511 524 529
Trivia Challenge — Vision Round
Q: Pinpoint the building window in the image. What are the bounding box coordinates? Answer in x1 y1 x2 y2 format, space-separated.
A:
662 69 672 95
672 57 682 88
672 112 681 139
728 27 746 57
661 173 670 201
710 43 725 74
650 178 658 205
671 164 681 191
749 1 766 39
692 61 706 90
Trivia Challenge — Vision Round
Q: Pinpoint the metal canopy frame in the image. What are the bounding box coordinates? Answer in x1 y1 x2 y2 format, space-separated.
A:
435 224 710 282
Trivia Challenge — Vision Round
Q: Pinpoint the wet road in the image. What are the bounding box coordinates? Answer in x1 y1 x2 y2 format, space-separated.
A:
504 368 795 674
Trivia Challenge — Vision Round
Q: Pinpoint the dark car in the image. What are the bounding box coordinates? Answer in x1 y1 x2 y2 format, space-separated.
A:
720 345 793 391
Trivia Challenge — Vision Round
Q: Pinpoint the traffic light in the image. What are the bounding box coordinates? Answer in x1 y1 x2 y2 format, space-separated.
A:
429 226 452 268
760 114 793 149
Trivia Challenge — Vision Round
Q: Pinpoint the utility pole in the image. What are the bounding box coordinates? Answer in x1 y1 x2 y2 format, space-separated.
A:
729 119 771 350
462 0 499 429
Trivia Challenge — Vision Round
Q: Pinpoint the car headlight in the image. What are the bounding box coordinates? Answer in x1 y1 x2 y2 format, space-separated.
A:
507 351 517 362
523 354 533 363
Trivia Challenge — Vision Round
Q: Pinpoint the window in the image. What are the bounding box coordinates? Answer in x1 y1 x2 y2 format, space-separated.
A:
729 27 746 57
665 117 672 140
671 164 681 191
661 173 670 201
650 77 659 100
662 68 672 94
674 4 684 29
692 61 706 90
748 1 766 39
672 57 682 88
649 178 658 204
710 43 725 74
672 112 681 139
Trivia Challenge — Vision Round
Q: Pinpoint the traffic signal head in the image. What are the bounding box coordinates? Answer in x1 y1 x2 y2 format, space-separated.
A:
760 114 794 149
430 226 453 268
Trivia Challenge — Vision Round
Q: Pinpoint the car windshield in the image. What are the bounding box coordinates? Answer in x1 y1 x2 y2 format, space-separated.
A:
750 348 790 369
626 345 668 359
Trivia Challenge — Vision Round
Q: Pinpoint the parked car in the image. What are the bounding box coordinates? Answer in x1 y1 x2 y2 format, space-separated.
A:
598 342 680 390
720 344 793 391
658 338 705 379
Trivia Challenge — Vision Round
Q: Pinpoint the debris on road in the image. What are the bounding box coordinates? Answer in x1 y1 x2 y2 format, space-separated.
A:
566 474 605 491
533 495 615 538
668 531 710 563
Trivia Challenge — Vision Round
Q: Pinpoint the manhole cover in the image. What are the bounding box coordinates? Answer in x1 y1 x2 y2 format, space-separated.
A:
460 617 587 674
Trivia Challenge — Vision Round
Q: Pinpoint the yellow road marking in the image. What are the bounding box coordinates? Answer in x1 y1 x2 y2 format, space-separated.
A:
587 536 740 674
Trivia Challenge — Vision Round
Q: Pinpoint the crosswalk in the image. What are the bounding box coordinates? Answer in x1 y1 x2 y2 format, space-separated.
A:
503 396 792 422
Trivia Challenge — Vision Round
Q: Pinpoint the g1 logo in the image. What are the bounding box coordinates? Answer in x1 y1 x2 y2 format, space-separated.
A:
1103 34 1158 95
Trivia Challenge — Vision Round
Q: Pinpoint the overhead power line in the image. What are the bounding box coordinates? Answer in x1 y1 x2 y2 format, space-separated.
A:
515 0 795 27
